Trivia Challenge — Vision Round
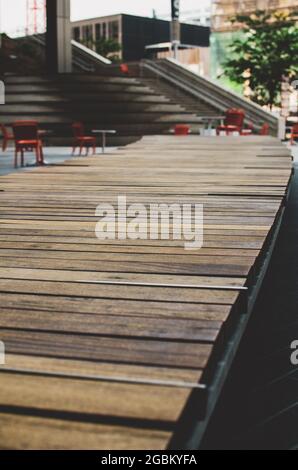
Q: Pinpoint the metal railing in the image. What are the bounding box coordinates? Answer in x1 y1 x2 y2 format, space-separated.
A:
27 34 110 73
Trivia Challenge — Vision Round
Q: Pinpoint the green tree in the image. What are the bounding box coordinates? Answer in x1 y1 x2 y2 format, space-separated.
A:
223 10 298 108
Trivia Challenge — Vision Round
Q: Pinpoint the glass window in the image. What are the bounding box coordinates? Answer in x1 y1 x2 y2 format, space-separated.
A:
73 27 80 41
109 21 119 41
102 23 107 39
95 23 101 41
82 25 93 45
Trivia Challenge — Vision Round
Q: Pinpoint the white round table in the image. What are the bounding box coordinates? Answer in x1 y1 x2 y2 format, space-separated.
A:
92 130 116 154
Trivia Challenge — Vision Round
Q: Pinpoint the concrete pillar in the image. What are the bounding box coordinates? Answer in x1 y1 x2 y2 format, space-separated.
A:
46 0 72 74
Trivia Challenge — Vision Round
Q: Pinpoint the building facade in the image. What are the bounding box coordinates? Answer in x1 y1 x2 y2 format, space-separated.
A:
72 14 121 52
71 14 210 63
212 0 298 32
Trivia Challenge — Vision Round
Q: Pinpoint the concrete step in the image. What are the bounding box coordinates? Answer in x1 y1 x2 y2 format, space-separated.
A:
3 75 140 85
0 112 198 124
4 84 157 95
0 103 186 114
4 94 171 104
141 77 219 117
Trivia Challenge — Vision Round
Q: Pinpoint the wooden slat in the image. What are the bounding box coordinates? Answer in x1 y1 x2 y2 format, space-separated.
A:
0 413 172 450
0 329 213 369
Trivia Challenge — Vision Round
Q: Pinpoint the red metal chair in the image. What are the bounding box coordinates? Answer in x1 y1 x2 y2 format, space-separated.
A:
290 124 298 145
0 123 14 152
175 124 190 135
120 64 129 75
217 109 245 135
72 122 96 155
260 123 270 136
12 121 44 168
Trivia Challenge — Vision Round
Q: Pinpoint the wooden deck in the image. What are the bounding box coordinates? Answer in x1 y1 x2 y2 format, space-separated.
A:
0 135 293 450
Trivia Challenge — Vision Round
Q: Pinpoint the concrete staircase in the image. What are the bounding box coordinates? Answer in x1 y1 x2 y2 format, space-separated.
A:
0 74 203 147
141 76 219 117
136 59 279 135
0 36 279 147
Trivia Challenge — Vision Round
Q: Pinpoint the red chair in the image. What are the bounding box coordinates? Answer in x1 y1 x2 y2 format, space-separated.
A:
175 124 190 135
0 123 14 152
120 64 129 75
217 109 245 135
12 121 44 168
260 123 270 136
290 124 298 145
72 122 96 155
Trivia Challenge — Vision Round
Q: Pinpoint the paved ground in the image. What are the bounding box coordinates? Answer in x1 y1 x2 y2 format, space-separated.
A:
0 147 114 176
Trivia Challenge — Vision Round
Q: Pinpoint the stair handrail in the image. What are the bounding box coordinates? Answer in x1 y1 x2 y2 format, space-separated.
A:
22 34 111 72
166 58 278 120
140 58 279 132
71 40 112 66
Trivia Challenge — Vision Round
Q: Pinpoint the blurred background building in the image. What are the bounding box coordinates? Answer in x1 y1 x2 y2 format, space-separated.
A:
212 0 298 32
71 13 210 75
211 0 298 83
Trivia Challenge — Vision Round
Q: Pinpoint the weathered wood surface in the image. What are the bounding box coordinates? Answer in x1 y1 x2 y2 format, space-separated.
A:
0 135 292 449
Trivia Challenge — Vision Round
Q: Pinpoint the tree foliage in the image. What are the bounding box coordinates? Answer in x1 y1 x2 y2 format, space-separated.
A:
223 10 298 107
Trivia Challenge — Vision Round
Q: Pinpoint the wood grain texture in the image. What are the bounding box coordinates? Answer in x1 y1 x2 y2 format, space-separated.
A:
0 135 292 450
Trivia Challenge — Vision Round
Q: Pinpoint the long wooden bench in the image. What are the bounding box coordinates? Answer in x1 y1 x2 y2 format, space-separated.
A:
0 135 293 449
